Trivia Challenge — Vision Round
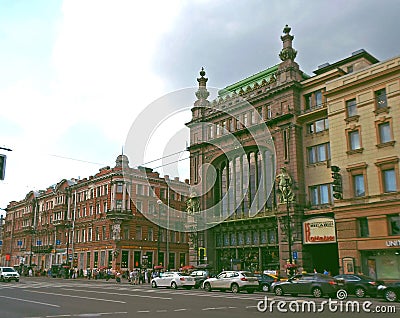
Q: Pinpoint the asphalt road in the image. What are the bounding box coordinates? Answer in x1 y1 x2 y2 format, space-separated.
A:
0 277 399 318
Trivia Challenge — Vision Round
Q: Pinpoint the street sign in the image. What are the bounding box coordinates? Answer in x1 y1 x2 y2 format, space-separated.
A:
56 240 61 245
69 255 73 261
293 251 298 260
36 240 42 246
0 240 2 246
17 240 22 246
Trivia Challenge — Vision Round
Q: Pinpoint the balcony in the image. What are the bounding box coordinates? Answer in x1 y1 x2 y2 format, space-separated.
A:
106 208 133 222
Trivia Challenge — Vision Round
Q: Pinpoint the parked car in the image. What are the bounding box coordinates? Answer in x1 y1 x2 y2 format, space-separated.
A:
202 270 259 293
151 272 195 289
382 282 400 302
255 273 279 292
333 274 384 298
190 270 214 289
0 266 20 282
272 273 342 298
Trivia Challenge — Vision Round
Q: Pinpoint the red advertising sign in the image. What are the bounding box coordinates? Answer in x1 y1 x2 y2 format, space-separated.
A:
303 217 336 244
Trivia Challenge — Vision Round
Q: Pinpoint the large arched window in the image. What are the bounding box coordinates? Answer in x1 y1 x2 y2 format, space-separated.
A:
213 148 274 218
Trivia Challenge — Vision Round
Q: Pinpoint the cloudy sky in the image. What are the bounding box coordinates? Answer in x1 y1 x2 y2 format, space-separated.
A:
1 0 400 212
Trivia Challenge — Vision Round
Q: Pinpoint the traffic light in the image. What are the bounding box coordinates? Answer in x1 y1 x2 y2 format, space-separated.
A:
0 154 6 180
331 165 342 199
198 247 206 262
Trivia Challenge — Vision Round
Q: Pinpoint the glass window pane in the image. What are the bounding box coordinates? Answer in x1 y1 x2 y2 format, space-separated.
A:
317 144 326 161
315 91 322 107
379 123 391 143
308 148 316 164
315 119 325 132
383 169 397 192
320 185 329 204
354 174 365 197
346 99 357 117
350 131 360 150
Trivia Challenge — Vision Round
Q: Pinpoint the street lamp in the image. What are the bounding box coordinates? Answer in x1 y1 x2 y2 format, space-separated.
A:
283 177 293 273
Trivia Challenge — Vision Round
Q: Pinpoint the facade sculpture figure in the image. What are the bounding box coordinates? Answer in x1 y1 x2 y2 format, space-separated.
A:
186 191 200 215
276 167 295 203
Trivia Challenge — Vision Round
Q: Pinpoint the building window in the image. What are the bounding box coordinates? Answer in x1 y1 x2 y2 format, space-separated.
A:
353 174 365 197
123 226 129 240
307 118 329 134
266 104 272 119
135 201 142 212
358 218 369 237
136 184 143 195
388 214 400 235
310 184 332 205
348 130 361 151
136 226 142 240
378 122 392 144
346 98 357 117
148 227 153 241
307 143 330 164
88 228 92 241
305 90 323 110
116 200 122 210
347 65 353 73
95 227 100 241
383 169 397 193
102 226 107 240
116 182 123 193
375 88 387 109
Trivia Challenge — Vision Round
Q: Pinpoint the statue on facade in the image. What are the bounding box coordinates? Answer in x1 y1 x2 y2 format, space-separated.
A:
276 167 295 203
186 191 200 215
112 223 121 240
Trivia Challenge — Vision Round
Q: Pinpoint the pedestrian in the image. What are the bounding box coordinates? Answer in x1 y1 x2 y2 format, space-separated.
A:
144 270 148 284
87 268 92 280
116 271 121 283
28 268 33 277
106 268 112 281
323 269 329 275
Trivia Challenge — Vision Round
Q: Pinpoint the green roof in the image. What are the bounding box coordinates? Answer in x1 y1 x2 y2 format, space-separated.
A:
218 64 279 97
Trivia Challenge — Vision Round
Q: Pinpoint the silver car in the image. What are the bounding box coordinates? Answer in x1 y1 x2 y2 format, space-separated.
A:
151 272 195 289
203 270 259 293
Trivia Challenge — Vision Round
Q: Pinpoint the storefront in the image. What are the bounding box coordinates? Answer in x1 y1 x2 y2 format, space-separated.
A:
358 239 400 281
302 216 339 274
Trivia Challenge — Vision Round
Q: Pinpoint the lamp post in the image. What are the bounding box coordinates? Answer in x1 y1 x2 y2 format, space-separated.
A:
283 177 293 273
157 186 169 270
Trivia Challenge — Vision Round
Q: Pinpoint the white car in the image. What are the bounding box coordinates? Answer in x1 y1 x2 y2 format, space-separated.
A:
202 270 259 293
151 272 195 289
0 267 20 282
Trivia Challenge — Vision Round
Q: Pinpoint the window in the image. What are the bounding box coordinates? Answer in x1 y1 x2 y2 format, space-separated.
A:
383 169 397 193
95 227 100 241
136 226 142 240
116 182 123 193
375 88 387 108
378 122 392 144
388 214 400 235
353 174 365 197
135 201 142 212
88 228 92 241
123 226 129 240
116 200 122 210
102 225 107 240
310 184 332 205
307 143 330 164
266 104 272 119
358 218 369 237
148 227 153 241
307 118 329 134
347 65 353 73
305 90 323 110
348 130 361 150
136 184 143 195
346 99 357 117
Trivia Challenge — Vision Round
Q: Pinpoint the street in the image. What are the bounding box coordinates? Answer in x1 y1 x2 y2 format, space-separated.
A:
0 277 399 318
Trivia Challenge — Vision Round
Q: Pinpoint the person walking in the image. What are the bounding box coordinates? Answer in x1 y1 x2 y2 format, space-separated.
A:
115 271 121 283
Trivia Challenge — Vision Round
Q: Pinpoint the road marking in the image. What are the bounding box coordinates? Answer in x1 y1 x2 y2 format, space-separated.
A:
61 288 172 300
173 308 188 311
23 312 128 318
137 310 150 313
25 290 126 303
0 295 60 307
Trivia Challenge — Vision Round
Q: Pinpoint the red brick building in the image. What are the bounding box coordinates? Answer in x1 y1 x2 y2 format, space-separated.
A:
1 154 190 273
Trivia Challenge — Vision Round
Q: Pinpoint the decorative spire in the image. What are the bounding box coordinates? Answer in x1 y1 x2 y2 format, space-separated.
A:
279 24 297 62
195 67 210 101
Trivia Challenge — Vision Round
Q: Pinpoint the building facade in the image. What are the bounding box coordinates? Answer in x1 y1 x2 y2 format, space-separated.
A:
1 155 190 273
186 25 400 280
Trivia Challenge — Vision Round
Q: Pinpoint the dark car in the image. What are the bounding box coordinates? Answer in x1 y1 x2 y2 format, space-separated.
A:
255 273 279 292
190 270 214 288
273 273 342 298
334 274 384 298
382 282 400 302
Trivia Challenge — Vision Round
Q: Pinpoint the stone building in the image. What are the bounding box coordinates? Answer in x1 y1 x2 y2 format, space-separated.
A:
1 154 190 273
186 25 400 279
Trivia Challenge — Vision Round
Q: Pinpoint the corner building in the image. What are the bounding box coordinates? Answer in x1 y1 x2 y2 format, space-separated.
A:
186 25 400 279
1 155 190 272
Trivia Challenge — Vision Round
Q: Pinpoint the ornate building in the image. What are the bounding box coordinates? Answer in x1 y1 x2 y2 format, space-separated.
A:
186 25 400 279
1 155 190 272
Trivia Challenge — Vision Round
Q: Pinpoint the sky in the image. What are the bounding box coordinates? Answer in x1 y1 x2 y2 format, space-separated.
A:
1 0 400 213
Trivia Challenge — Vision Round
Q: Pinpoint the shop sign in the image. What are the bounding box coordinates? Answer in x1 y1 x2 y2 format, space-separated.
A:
386 239 400 247
303 217 336 244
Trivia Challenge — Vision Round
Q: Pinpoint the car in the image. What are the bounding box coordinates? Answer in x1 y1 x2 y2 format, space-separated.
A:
151 272 195 289
333 274 384 298
382 281 400 302
272 273 342 298
202 270 259 294
190 269 214 289
0 266 20 282
255 273 279 292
